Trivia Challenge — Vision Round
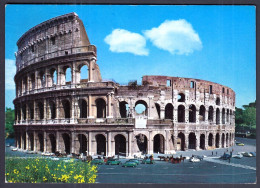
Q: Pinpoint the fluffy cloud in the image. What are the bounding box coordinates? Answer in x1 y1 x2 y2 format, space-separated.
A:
104 29 149 56
5 59 16 90
144 19 202 55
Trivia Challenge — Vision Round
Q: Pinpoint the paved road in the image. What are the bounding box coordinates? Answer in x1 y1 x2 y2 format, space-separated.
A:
5 137 256 183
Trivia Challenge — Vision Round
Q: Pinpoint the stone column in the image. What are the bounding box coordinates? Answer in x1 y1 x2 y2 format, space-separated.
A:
107 132 112 157
160 107 165 120
43 99 47 123
26 131 29 150
213 108 216 124
185 108 189 123
71 131 75 154
128 132 132 157
173 132 178 151
33 131 37 152
148 131 153 154
219 110 222 125
88 95 94 118
196 109 199 124
45 68 48 88
56 131 60 153
43 131 47 152
71 97 75 123
205 109 209 123
33 101 37 120
185 133 189 150
212 133 215 148
165 130 169 154
55 98 60 119
57 65 61 87
173 108 178 123
196 133 200 150
205 132 209 150
107 93 112 118
88 132 93 155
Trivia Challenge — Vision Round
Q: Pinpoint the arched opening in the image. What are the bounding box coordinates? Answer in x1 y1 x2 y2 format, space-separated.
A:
226 133 229 147
155 103 160 119
23 77 28 92
96 134 106 155
153 134 165 154
79 99 87 118
199 105 205 121
216 97 220 105
49 134 56 153
200 134 205 150
50 69 57 86
135 134 147 154
165 103 173 120
135 100 148 116
177 132 185 151
62 133 71 154
222 108 225 124
188 133 196 149
65 67 71 83
216 108 220 124
119 101 128 118
49 101 56 119
38 133 44 152
37 102 44 120
189 105 196 123
208 133 213 147
178 93 185 102
79 65 89 83
29 133 34 151
78 134 87 155
229 133 232 146
226 109 229 123
208 106 214 122
22 132 26 150
29 103 34 120
115 134 126 156
222 133 225 148
22 104 26 120
30 74 35 90
178 105 185 122
39 71 45 88
96 98 106 118
62 100 71 119
215 133 220 148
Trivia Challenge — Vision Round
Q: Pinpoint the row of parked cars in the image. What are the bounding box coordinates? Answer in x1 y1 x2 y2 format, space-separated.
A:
91 158 154 167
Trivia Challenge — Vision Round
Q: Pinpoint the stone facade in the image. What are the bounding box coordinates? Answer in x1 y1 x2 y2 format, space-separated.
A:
13 12 236 157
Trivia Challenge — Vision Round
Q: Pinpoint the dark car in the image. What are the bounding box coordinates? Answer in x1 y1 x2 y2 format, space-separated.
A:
91 158 104 165
106 159 121 165
128 159 140 165
122 161 137 167
141 158 154 164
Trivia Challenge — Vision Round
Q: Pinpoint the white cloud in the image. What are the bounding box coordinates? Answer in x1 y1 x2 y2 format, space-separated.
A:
5 59 16 90
144 19 202 55
104 29 149 56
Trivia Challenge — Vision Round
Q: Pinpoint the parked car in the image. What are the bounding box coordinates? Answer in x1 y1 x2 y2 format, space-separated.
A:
232 154 243 159
242 152 253 157
91 158 104 165
141 158 154 164
122 161 137 167
106 159 121 165
236 142 244 146
189 157 200 162
128 159 140 165
250 152 256 157
220 153 232 160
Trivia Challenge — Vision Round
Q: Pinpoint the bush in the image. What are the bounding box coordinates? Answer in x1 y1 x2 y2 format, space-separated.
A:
5 157 97 183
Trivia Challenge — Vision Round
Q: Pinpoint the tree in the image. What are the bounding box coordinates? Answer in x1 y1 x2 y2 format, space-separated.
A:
5 108 15 138
243 107 256 129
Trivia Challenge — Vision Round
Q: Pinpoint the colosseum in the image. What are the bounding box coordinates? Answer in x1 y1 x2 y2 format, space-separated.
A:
13 12 235 157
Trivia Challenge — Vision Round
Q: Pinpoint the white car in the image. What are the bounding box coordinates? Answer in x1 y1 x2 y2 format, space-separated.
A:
232 154 243 159
11 148 18 151
189 157 200 162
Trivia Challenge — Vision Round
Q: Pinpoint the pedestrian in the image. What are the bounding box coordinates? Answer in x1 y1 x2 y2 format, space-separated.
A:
212 151 213 156
216 151 217 155
229 158 231 163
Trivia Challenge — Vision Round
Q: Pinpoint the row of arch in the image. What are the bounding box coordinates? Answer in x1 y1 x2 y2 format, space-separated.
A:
17 63 89 96
16 131 234 155
15 98 107 121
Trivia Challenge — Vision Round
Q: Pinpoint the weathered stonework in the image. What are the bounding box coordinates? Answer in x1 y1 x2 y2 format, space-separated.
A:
13 13 236 157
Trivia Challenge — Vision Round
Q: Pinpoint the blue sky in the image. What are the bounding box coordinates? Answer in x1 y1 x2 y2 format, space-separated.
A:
5 5 256 109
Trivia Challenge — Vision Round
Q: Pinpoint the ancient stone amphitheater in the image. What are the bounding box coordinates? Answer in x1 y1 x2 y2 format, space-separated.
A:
13 13 235 157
